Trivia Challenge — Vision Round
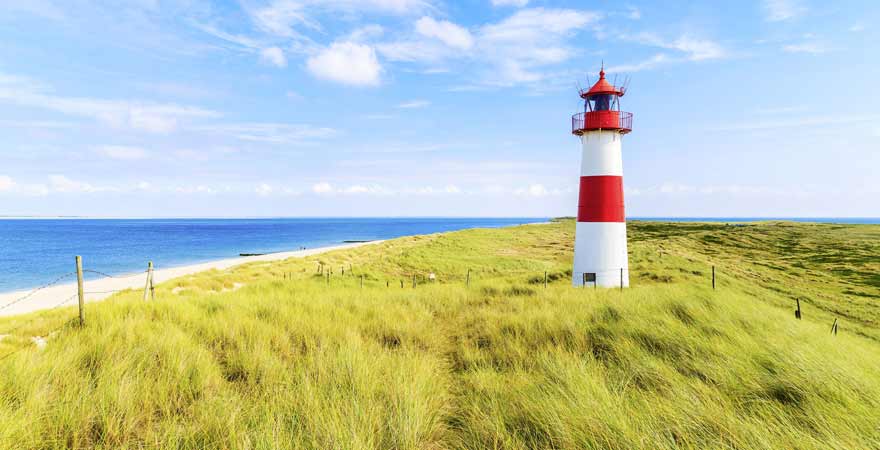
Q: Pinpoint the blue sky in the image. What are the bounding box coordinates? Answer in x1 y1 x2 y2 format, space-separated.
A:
0 0 877 217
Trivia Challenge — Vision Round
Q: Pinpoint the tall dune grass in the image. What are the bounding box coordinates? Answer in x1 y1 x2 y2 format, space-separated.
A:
0 220 878 449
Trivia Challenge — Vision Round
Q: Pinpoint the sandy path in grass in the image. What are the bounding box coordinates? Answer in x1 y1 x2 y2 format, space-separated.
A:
0 241 381 318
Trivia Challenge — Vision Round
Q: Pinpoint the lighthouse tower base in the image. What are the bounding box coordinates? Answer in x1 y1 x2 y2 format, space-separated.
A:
572 222 629 287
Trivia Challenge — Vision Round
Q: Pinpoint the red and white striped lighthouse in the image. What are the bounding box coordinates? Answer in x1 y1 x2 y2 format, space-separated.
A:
570 66 633 287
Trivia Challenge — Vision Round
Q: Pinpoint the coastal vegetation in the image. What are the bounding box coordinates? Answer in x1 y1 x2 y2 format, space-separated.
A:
0 220 878 449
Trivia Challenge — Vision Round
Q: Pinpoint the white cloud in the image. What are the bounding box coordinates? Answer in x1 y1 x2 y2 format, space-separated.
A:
256 183 274 196
0 72 220 133
762 0 806 22
512 183 570 197
250 1 318 38
48 175 100 193
260 47 288 67
96 145 148 160
608 53 670 73
849 23 865 32
347 24 385 42
306 42 382 86
710 114 879 132
415 17 474 50
629 33 726 61
782 42 829 54
477 8 600 86
194 123 337 144
626 6 641 20
491 0 529 6
397 99 430 108
247 0 431 39
312 182 334 194
0 176 15 192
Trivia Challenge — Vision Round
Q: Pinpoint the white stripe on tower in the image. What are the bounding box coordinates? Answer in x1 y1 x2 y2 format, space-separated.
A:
572 130 629 287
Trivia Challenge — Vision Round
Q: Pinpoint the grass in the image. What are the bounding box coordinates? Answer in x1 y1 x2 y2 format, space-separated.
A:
0 219 878 449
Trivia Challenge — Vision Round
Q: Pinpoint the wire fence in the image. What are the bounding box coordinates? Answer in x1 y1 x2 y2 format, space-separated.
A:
0 251 848 366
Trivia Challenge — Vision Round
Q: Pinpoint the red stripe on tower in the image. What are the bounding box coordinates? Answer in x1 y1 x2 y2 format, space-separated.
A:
577 175 625 223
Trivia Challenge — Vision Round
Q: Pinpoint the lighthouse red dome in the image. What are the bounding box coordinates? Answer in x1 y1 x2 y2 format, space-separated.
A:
580 69 624 98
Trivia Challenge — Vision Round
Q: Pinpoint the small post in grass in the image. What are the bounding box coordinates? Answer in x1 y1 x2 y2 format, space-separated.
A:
712 265 716 290
466 269 471 287
326 272 330 285
143 261 153 301
149 264 155 301
795 298 802 319
412 274 416 288
620 268 623 291
831 318 839 335
386 280 389 288
75 255 84 327
360 275 364 289
543 270 548 289
400 280 404 288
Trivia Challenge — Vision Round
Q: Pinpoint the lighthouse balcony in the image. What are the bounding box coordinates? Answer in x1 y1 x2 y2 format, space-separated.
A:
572 111 632 135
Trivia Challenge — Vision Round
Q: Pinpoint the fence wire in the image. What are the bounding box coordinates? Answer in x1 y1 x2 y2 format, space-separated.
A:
0 273 76 312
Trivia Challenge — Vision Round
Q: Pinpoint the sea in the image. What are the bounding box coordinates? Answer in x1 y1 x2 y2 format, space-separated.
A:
0 217 876 293
0 218 547 293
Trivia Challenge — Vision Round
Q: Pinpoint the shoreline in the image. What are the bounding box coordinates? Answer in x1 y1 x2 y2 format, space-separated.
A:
0 241 381 318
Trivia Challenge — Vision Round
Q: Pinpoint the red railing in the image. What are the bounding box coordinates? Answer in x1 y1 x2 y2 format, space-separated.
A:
572 111 632 135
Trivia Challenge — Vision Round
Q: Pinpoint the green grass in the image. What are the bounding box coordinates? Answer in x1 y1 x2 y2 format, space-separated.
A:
0 220 878 449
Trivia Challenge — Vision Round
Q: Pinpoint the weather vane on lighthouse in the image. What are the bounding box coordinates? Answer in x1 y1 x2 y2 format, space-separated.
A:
571 64 633 287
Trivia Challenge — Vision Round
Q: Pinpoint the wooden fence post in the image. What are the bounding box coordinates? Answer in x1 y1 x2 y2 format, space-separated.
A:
795 298 802 319
620 268 623 291
712 265 716 290
544 271 548 289
149 263 155 301
831 318 838 335
143 261 153 301
76 256 84 327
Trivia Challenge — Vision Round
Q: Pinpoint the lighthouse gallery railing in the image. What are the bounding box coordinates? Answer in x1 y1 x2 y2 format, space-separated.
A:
571 111 632 135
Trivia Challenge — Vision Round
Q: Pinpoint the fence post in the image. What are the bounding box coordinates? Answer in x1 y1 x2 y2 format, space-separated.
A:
143 261 153 301
400 279 404 288
360 275 364 289
466 269 471 287
149 263 156 301
76 256 84 327
712 265 716 290
795 298 802 319
620 268 623 291
831 318 838 335
544 271 547 289
326 272 330 285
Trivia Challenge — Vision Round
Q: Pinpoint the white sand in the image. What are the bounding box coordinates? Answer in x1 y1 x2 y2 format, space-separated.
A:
0 241 380 318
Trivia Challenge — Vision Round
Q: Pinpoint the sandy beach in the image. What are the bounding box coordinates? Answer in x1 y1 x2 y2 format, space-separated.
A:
0 241 380 318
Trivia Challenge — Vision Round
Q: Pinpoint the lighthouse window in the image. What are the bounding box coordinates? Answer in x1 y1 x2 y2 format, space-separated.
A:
594 94 612 111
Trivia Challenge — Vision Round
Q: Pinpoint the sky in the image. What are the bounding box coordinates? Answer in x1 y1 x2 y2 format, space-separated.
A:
0 0 877 218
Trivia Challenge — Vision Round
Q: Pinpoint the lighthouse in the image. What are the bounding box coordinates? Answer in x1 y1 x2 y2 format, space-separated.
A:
570 66 633 287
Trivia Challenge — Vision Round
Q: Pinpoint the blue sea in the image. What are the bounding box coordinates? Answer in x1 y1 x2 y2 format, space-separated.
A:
0 218 547 293
1 217 876 294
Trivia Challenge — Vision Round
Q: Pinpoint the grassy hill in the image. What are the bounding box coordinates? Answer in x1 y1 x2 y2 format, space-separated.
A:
0 220 878 449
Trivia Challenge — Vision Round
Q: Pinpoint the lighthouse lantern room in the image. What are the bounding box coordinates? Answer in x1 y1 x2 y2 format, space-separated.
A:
570 65 632 287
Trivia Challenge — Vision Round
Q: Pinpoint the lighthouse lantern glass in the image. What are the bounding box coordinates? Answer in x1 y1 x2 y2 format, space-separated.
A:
585 94 619 112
